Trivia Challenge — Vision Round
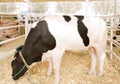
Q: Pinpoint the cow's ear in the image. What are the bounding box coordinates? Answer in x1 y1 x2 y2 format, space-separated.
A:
16 45 23 51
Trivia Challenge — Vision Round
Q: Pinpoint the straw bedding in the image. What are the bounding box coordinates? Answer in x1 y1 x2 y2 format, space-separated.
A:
0 38 120 84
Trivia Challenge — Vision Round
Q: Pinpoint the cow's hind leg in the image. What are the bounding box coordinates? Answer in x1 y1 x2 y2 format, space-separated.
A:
97 50 106 76
88 46 97 75
95 45 106 76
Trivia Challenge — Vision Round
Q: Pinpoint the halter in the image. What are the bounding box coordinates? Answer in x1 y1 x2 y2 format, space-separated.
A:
13 51 30 79
19 51 30 69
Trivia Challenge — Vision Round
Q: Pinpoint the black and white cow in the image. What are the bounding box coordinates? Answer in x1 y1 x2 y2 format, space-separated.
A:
11 15 107 84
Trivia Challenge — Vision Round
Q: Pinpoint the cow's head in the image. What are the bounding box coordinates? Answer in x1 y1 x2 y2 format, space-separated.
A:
11 20 56 80
11 45 27 80
11 45 42 80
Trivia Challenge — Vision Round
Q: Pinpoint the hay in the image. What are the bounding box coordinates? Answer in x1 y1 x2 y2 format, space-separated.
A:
0 38 120 84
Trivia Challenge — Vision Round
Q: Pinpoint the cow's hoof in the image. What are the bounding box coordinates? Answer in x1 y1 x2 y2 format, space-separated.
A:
89 70 96 75
47 72 52 76
98 71 104 77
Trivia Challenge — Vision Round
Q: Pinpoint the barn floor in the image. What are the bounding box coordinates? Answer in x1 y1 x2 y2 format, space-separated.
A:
0 37 120 84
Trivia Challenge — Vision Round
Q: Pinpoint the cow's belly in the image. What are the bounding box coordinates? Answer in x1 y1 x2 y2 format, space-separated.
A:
65 38 88 51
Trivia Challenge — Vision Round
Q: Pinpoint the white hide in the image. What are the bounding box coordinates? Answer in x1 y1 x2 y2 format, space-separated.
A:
33 15 107 84
45 16 107 51
45 16 86 51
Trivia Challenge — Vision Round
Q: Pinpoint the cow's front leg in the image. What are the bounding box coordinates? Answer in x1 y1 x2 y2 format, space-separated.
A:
53 59 61 84
42 53 53 76
47 57 53 76
52 48 64 84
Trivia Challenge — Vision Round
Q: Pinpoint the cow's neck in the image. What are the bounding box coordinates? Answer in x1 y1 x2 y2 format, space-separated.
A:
21 49 42 65
21 50 32 65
